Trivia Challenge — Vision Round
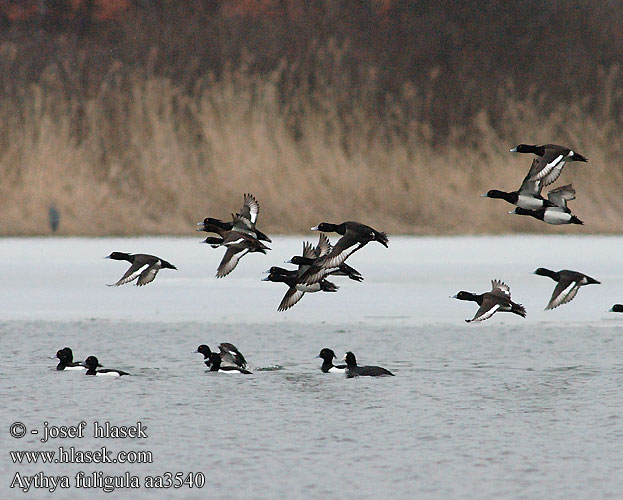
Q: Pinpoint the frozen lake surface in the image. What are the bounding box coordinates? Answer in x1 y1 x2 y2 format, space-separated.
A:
1 236 622 499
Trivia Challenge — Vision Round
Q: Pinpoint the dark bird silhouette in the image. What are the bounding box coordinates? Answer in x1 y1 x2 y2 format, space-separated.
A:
49 205 60 233
343 351 394 377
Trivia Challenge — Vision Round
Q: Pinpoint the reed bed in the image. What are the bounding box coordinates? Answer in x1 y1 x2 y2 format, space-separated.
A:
1 45 622 235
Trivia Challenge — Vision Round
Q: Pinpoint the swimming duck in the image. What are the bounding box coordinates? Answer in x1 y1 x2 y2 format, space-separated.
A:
262 271 338 311
55 347 85 371
343 351 394 377
82 356 129 377
195 343 248 369
510 144 588 186
509 184 583 225
317 348 346 373
482 159 554 210
533 268 600 310
310 221 388 268
207 352 252 374
106 252 177 286
453 280 526 323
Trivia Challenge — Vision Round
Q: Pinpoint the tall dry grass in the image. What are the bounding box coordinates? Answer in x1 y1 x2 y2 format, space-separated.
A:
1 43 622 235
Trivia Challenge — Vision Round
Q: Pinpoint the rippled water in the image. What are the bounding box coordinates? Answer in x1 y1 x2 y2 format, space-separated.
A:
1 237 623 499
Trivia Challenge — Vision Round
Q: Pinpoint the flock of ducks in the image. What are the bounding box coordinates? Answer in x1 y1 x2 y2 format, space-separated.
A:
482 144 587 225
57 143 620 376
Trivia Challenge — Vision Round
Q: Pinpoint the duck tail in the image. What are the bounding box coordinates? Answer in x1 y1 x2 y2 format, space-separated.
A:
570 215 583 225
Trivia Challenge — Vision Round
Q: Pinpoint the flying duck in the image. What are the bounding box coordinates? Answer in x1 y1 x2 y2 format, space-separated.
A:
509 184 583 225
510 144 588 186
286 234 363 282
310 221 388 269
453 280 526 323
197 194 271 243
262 270 339 311
106 252 177 286
216 219 270 278
533 268 600 310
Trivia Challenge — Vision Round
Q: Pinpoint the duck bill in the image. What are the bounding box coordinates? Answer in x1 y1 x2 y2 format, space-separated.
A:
509 147 518 152
480 193 489 198
310 226 319 231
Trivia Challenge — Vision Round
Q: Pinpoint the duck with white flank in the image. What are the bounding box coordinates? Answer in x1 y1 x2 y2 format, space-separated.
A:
533 268 600 310
310 221 388 269
206 352 252 374
195 343 248 369
510 144 588 187
317 348 346 373
106 252 177 286
453 280 526 323
55 347 85 371
343 352 394 377
82 356 129 377
482 159 555 210
509 184 583 225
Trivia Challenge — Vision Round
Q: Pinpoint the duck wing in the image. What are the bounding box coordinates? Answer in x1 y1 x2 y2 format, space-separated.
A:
314 233 332 258
528 150 568 187
137 261 162 286
490 279 511 298
216 248 248 278
545 278 581 310
108 261 148 287
219 343 247 368
238 193 260 226
312 235 359 270
466 295 501 323
547 184 575 209
278 287 306 311
517 159 544 196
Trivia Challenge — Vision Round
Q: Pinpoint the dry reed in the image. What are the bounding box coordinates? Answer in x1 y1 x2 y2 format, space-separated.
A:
1 46 622 236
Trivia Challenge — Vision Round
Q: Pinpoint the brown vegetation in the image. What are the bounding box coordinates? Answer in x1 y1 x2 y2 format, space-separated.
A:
1 1 622 235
